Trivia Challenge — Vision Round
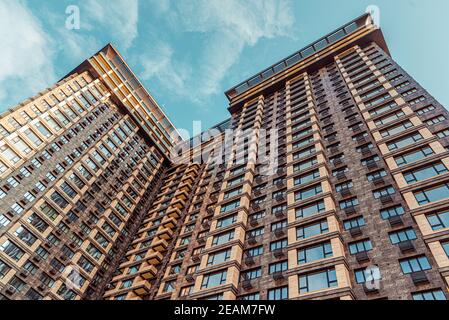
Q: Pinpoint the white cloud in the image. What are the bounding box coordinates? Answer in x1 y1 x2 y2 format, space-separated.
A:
0 0 56 110
140 42 190 92
83 0 139 50
140 0 295 103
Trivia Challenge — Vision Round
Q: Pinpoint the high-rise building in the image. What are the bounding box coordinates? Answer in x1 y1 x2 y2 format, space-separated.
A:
1 13 449 301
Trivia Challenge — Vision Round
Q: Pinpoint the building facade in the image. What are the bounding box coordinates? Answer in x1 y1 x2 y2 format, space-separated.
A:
1 13 449 301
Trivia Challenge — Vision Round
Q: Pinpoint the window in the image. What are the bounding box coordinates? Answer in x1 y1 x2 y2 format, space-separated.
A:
339 197 359 209
437 129 449 138
0 259 11 278
403 163 448 184
0 145 20 164
238 293 260 300
336 181 353 192
394 146 434 167
298 242 332 264
241 268 262 280
294 170 320 186
295 200 325 219
201 270 227 289
224 187 242 199
212 230 235 246
344 216 365 230
293 158 318 172
349 239 373 254
400 256 431 274
296 220 328 240
414 183 449 205
267 286 288 300
207 249 231 266
271 220 287 231
227 175 244 187
426 115 445 125
216 214 237 229
373 186 395 199
299 269 337 294
0 240 24 261
294 184 322 201
0 214 11 228
245 246 263 257
412 290 446 300
163 280 175 293
23 129 43 147
389 228 417 244
380 121 413 138
51 191 69 209
387 133 423 151
426 211 449 230
375 110 405 126
247 227 264 238
270 238 288 251
269 261 288 274
220 200 240 213
60 182 77 199
367 170 387 182
380 205 405 220
442 242 449 257
14 226 37 246
355 266 381 284
369 101 398 117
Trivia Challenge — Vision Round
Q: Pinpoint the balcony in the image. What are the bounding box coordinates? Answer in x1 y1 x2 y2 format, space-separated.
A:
156 227 174 241
140 265 158 280
151 238 169 252
132 280 152 296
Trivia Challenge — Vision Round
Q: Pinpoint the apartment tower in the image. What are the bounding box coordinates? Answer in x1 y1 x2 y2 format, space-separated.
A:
1 13 449 300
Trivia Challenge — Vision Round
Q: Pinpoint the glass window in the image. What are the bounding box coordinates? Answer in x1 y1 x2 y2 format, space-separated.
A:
426 211 449 231
294 184 322 201
349 239 373 254
267 286 288 300
400 256 431 274
355 266 381 284
201 270 227 289
412 290 446 300
414 183 449 205
296 220 328 240
403 163 448 184
207 249 231 266
298 242 332 264
295 201 325 219
299 269 337 294
387 133 423 151
389 228 417 244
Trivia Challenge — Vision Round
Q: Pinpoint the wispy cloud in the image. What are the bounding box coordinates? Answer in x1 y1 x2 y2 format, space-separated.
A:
139 42 191 92
139 0 295 104
0 0 56 109
83 0 139 51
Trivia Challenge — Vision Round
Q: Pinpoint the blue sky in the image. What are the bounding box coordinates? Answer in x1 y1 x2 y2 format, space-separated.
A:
0 0 448 139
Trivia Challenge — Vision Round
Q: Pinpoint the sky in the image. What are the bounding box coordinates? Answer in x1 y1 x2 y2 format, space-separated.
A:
0 0 448 139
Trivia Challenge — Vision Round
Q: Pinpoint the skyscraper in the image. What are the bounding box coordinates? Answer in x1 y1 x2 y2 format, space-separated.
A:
1 13 449 301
